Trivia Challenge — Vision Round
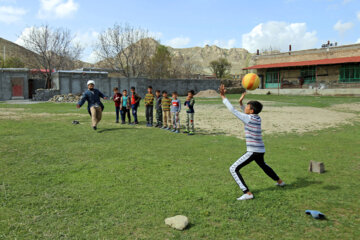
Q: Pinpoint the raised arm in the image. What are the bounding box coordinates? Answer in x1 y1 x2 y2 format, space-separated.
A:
220 84 250 124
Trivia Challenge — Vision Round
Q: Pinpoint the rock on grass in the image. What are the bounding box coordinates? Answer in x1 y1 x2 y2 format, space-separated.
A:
165 215 189 230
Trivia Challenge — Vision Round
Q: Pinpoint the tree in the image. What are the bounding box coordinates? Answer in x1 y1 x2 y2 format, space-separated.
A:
209 58 232 79
97 23 155 78
0 56 25 68
19 24 83 88
148 44 172 79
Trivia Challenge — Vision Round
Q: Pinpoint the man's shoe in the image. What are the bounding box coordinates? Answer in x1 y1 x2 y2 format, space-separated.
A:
276 181 286 187
115 120 119 123
237 194 254 201
93 126 97 130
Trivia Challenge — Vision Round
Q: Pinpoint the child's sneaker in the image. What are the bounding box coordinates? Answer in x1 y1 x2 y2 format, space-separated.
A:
166 127 171 130
171 129 176 132
237 194 254 201
188 131 194 135
183 130 189 134
161 126 167 129
175 130 180 133
276 181 286 187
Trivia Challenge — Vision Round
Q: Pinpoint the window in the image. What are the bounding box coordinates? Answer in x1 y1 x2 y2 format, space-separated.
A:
266 70 279 83
300 66 316 83
339 64 360 83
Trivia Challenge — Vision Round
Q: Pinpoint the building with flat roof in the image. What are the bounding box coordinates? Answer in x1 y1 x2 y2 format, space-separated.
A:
244 43 360 89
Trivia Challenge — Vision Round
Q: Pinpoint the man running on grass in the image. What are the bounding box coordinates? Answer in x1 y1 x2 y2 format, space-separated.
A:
77 80 108 130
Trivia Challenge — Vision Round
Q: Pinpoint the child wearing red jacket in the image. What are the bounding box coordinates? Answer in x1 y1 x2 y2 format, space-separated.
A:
113 87 122 123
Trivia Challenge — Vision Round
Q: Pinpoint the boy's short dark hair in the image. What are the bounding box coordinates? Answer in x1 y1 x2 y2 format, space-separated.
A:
123 89 127 92
172 91 178 95
247 101 263 114
162 90 167 94
148 86 152 89
113 87 119 91
155 90 161 93
131 86 135 90
188 90 195 95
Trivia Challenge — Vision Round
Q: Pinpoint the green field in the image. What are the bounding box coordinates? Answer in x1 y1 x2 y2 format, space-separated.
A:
1 95 360 239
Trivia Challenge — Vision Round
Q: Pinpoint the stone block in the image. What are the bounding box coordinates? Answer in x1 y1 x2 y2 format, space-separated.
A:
309 161 325 173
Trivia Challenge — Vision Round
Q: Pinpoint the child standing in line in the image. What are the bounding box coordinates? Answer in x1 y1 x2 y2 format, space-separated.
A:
219 84 285 201
144 86 155 127
171 91 181 133
130 86 141 125
120 89 131 124
161 91 172 130
184 90 195 135
112 87 122 123
154 90 163 128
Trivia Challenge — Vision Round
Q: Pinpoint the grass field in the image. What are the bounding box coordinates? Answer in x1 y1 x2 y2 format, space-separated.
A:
1 95 360 239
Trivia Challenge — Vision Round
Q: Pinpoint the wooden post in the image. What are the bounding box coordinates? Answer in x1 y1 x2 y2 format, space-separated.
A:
277 71 280 96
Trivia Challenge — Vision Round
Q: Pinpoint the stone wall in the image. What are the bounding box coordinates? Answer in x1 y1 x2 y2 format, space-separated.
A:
52 71 221 98
110 78 221 97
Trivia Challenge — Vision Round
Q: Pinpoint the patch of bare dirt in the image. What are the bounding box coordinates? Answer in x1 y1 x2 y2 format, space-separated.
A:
180 102 358 138
328 102 360 113
194 90 220 98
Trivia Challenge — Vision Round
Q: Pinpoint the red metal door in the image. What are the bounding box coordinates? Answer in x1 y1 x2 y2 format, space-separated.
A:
11 78 23 97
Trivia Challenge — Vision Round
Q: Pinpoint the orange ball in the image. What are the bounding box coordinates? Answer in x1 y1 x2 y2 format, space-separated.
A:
242 73 260 90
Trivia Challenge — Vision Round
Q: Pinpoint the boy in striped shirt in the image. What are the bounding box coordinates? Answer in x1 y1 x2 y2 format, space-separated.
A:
144 86 155 127
161 91 172 130
220 84 285 201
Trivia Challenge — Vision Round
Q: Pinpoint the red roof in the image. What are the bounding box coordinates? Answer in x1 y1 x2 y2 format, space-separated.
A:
30 69 55 74
244 56 360 70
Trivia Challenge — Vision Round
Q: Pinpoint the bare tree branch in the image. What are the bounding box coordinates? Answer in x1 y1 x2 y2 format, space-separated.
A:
20 24 83 88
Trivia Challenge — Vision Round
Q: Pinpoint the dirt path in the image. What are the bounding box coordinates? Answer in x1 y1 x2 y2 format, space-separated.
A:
180 102 359 138
1 102 359 138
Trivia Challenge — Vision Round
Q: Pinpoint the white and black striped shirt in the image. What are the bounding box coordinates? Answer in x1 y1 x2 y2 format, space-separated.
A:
223 98 265 153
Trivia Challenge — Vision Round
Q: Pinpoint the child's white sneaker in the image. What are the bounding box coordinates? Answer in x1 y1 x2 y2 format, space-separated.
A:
237 194 254 201
276 181 286 187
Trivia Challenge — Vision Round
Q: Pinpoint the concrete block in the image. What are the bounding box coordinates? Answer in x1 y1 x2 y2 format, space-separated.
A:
309 161 325 173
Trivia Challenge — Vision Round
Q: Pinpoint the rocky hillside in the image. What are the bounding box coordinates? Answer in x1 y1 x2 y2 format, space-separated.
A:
168 44 254 75
0 37 92 69
1 37 253 74
0 37 38 67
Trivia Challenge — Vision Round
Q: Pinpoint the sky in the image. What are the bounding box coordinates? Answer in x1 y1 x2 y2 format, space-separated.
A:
1 0 360 63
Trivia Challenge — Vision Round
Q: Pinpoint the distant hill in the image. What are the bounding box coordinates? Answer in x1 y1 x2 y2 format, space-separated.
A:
95 38 254 75
0 37 92 69
167 44 254 75
0 37 38 67
1 37 253 75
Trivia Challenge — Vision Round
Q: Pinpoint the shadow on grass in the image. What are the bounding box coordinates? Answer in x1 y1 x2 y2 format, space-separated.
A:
253 177 323 194
97 128 130 133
